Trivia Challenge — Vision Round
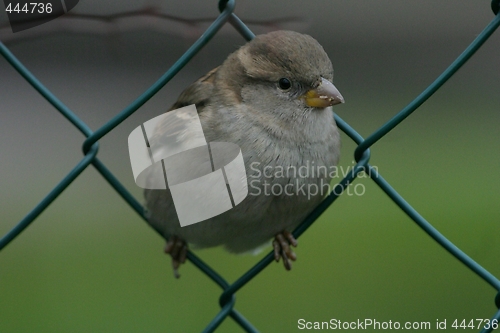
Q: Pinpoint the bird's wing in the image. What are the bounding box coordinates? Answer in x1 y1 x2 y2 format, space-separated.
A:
143 66 219 232
169 66 219 111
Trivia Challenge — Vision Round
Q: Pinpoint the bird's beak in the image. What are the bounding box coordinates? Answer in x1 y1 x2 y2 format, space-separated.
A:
304 77 344 108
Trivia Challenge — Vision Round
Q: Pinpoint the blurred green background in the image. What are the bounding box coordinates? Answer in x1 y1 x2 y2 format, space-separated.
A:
1 1 499 332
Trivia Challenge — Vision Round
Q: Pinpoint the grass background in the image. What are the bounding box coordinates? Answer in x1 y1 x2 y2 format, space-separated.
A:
1 1 500 332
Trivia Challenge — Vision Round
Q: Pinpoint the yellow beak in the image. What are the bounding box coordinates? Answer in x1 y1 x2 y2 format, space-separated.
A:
304 78 344 108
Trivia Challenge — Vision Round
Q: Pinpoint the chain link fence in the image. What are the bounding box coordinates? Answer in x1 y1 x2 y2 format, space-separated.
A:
1 1 500 332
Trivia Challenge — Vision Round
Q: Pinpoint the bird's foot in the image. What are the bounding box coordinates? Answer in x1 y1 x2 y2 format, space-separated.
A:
164 236 188 279
272 230 298 270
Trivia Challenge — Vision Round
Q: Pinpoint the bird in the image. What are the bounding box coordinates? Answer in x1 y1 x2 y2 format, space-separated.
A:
144 30 344 278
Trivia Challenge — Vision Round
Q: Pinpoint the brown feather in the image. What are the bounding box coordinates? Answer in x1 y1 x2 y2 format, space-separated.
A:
169 66 219 111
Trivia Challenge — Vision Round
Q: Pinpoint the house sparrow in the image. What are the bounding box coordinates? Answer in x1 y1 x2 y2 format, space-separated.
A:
144 30 344 277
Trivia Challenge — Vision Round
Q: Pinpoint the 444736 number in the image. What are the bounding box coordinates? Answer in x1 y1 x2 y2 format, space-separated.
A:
5 3 53 14
452 319 499 330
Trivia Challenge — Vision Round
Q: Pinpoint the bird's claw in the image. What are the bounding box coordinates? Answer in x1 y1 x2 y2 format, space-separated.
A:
164 236 188 279
273 230 298 270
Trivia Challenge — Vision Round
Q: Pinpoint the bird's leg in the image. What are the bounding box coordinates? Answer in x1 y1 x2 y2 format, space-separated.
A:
164 235 188 279
272 230 298 270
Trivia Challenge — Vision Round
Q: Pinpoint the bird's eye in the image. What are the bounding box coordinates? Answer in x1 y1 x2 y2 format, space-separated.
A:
278 78 292 91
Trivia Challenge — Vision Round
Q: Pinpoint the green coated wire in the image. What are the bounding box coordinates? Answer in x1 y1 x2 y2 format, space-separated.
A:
0 42 93 137
0 144 98 250
354 9 500 161
369 166 500 291
202 297 236 333
480 309 500 333
81 0 236 154
493 0 499 15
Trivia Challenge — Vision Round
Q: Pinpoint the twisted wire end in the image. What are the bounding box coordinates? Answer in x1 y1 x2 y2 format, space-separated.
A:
492 0 499 15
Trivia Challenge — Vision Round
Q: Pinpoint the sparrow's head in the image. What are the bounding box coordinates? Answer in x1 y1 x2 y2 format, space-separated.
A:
217 30 344 114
